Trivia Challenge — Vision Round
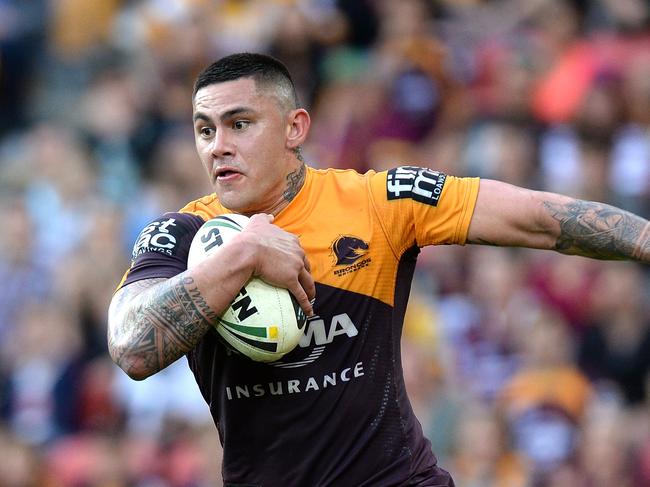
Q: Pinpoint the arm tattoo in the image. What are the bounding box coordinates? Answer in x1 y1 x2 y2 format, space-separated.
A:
283 163 306 202
543 199 650 262
108 276 218 378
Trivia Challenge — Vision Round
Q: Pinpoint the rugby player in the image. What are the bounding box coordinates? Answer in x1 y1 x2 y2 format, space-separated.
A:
108 53 649 486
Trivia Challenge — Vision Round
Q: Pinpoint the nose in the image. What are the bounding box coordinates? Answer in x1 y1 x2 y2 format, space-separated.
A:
210 128 235 158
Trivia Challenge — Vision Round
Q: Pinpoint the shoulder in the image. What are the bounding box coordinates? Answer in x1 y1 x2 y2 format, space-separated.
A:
307 166 381 191
133 193 233 253
132 211 205 260
178 193 225 220
308 166 378 179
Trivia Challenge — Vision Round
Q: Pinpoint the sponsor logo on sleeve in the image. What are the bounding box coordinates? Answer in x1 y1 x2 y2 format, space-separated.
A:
386 166 447 207
132 217 180 259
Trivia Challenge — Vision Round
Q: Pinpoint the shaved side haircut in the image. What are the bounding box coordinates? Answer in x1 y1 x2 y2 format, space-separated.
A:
193 52 300 112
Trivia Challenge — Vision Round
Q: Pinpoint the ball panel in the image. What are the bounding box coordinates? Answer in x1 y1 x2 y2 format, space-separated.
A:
218 317 271 339
187 214 306 362
217 326 281 363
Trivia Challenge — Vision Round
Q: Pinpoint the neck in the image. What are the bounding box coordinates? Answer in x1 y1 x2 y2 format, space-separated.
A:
242 162 307 217
282 161 306 204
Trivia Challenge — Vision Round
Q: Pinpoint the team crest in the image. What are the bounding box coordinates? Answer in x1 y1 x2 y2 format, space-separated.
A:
331 236 369 265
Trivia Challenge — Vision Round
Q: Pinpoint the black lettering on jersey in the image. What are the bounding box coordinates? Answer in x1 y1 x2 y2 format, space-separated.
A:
132 217 181 259
386 166 447 207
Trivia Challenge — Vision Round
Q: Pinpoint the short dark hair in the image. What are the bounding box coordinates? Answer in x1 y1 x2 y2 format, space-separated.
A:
193 52 299 109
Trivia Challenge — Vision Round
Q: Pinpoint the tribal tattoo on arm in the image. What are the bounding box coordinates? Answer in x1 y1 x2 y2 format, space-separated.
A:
108 275 218 379
543 199 650 262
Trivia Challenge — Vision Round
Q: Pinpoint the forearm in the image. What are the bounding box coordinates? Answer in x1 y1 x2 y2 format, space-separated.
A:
108 275 219 380
543 198 650 263
467 180 650 262
108 239 257 380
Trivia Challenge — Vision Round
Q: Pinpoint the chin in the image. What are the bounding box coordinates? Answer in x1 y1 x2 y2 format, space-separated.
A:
218 196 255 215
217 187 276 215
220 201 247 213
215 190 242 209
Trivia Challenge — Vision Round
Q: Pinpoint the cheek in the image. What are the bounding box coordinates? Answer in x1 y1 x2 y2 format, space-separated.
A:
256 136 286 166
195 143 211 168
199 158 209 175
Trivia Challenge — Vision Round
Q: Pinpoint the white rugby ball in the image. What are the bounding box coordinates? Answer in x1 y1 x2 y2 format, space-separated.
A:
187 214 307 362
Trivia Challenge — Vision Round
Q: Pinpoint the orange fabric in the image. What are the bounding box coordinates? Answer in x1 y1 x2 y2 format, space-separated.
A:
179 166 480 306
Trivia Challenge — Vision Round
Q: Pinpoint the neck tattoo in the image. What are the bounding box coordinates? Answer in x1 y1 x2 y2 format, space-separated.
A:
283 163 306 203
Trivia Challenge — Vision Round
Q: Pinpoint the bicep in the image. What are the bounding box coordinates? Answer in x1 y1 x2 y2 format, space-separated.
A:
108 278 166 335
467 179 569 249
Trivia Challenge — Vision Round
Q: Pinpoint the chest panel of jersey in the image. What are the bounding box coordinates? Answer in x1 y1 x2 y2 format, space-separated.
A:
179 167 479 308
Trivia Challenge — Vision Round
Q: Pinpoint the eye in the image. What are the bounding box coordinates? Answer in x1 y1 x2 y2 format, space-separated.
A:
233 120 250 130
199 126 214 138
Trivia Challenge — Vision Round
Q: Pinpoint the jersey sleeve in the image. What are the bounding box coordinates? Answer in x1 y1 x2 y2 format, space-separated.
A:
116 212 205 290
368 166 480 256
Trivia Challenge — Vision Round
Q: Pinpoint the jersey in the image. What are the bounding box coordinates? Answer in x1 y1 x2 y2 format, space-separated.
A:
118 166 480 487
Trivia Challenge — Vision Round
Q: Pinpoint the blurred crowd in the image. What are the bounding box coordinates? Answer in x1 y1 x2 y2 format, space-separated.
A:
1 0 649 485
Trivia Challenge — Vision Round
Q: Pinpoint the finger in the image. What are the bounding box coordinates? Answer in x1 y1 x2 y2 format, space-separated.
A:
298 266 316 303
303 254 311 273
289 280 313 317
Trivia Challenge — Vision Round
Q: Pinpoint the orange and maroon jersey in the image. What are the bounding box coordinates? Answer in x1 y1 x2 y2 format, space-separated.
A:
119 166 479 487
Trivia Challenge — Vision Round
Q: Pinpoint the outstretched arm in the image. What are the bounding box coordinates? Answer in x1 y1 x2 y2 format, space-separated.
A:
108 214 316 380
467 179 650 262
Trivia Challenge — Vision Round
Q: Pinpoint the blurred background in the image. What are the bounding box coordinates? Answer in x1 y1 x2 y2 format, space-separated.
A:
1 0 650 485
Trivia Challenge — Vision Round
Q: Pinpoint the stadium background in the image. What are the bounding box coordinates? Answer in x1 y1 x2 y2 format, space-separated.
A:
1 0 650 485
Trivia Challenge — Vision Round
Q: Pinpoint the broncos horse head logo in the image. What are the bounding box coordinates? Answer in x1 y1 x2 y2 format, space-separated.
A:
331 236 369 266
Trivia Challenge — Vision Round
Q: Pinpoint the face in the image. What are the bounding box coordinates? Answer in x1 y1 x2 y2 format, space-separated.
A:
193 77 303 214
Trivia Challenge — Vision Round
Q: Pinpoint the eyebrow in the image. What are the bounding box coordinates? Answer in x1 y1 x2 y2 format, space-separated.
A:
193 107 256 123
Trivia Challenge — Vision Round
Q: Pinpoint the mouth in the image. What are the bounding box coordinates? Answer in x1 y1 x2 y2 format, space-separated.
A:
214 167 243 182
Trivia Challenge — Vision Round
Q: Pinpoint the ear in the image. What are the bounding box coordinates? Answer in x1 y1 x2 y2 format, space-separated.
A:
285 109 311 150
